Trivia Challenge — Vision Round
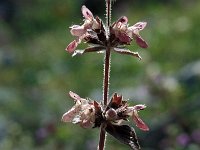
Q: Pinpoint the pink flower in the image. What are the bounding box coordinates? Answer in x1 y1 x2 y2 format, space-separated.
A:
62 92 149 149
112 17 148 48
128 22 148 48
66 5 101 53
62 91 96 128
125 105 149 131
105 93 149 131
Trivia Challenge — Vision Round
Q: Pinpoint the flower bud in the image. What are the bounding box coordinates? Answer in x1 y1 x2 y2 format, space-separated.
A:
105 108 117 121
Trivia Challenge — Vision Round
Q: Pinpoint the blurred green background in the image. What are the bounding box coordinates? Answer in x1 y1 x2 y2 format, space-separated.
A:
0 0 200 149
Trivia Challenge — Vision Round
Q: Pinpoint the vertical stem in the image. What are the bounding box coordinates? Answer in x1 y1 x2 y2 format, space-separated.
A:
106 0 111 37
103 47 111 106
98 48 111 150
98 1 112 150
98 125 106 150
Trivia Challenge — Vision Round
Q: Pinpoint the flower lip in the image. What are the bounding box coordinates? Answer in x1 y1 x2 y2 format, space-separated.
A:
134 22 147 30
66 40 78 53
133 104 146 110
81 5 94 20
129 22 147 31
132 111 149 131
117 16 128 24
70 25 86 37
135 36 148 48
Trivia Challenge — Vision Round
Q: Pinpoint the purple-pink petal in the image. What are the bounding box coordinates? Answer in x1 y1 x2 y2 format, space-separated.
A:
117 32 132 43
69 91 82 101
133 104 146 110
80 119 93 128
117 16 128 24
133 22 147 30
70 25 86 37
81 5 94 20
135 35 148 48
66 40 78 53
132 111 149 131
62 107 77 122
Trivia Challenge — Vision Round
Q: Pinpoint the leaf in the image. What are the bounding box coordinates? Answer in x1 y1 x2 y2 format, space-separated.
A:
72 46 105 57
105 123 141 150
113 48 142 60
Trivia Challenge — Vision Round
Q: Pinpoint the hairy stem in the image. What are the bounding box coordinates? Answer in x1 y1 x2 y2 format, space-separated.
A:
98 46 111 150
98 1 112 150
103 47 111 106
106 0 111 37
98 125 106 150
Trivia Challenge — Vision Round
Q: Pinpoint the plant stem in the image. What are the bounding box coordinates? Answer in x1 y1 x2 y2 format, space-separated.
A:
98 124 106 150
103 47 111 106
98 1 112 150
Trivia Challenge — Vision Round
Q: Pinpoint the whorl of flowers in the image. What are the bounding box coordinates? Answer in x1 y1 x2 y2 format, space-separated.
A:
62 5 149 150
62 91 149 149
66 5 148 60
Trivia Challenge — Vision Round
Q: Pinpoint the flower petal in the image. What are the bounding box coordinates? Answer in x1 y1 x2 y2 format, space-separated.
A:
135 35 148 48
82 5 94 20
133 104 146 111
66 40 78 53
132 22 147 31
61 107 77 122
80 119 94 128
69 91 82 101
70 25 86 37
117 16 128 24
117 32 132 44
132 111 149 131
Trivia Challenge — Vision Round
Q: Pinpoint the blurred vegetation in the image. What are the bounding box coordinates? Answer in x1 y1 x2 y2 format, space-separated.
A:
0 0 200 149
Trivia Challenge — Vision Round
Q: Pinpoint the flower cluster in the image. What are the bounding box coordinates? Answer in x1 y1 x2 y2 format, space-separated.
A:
62 92 149 149
66 5 148 60
63 4 149 150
